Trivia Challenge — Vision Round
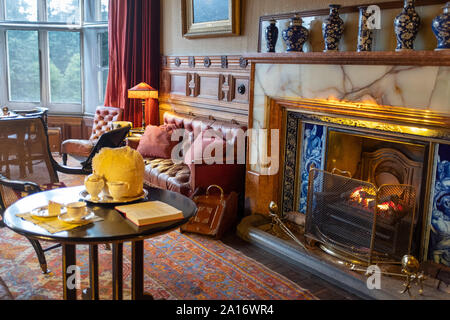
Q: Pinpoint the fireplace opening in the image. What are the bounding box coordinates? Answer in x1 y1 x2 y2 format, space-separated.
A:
303 129 429 264
305 169 418 265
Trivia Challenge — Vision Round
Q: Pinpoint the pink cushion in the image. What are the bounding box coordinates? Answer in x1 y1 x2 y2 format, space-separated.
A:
137 124 179 159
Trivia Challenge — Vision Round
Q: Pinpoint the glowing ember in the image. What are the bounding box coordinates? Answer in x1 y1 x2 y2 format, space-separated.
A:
348 187 404 218
349 187 376 208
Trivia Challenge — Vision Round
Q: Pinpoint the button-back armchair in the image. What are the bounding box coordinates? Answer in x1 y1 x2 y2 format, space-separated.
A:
61 106 123 165
0 115 130 274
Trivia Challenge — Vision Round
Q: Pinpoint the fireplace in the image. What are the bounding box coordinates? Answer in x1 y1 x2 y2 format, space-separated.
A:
278 104 434 263
277 113 430 264
238 53 450 299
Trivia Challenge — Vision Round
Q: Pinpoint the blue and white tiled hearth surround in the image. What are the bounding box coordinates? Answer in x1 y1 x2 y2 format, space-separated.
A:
248 62 450 265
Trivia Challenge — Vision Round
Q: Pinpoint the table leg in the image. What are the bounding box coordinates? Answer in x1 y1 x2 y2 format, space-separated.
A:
62 244 77 300
89 245 99 300
112 243 123 300
131 240 153 300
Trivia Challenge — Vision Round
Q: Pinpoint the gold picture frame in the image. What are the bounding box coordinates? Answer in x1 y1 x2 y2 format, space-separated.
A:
182 0 241 39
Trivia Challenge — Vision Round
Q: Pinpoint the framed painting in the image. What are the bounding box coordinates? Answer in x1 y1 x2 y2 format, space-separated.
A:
182 0 241 39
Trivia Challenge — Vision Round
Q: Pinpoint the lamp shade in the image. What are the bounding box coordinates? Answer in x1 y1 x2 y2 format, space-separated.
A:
128 82 158 99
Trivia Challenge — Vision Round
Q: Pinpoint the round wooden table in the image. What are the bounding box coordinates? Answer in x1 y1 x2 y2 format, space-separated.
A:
3 185 197 300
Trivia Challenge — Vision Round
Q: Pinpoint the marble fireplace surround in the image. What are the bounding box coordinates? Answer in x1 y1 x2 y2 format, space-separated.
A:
239 51 450 299
245 51 450 214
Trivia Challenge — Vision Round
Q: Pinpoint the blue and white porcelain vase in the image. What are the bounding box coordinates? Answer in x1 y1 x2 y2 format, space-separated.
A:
282 14 309 52
357 6 374 52
265 18 279 52
394 0 421 51
322 4 345 52
432 2 450 51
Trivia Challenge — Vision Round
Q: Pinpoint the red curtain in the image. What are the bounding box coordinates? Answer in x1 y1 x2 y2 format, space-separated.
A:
104 0 160 127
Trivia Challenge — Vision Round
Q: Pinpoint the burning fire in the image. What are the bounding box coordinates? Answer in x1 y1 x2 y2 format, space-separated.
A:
349 187 404 217
350 187 376 207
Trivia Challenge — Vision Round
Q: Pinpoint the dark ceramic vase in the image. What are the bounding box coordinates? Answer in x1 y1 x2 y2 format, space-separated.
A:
432 2 450 51
282 15 309 52
394 0 421 51
357 6 374 52
265 18 279 52
322 4 345 52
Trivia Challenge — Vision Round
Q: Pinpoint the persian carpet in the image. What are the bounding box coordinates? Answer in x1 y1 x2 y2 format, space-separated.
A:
0 227 318 300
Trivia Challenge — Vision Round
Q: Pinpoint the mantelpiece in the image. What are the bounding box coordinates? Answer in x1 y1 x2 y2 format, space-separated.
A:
243 51 450 66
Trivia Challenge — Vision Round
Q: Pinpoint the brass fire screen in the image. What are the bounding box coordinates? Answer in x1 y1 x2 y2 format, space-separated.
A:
305 168 417 265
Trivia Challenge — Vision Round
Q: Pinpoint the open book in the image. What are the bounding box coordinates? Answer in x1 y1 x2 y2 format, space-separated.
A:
115 201 184 226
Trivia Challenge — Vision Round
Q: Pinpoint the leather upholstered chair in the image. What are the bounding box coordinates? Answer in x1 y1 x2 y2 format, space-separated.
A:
61 106 122 165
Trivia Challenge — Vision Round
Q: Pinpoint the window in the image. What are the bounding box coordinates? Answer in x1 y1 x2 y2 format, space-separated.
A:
7 30 40 102
0 0 109 114
5 0 38 22
49 31 81 104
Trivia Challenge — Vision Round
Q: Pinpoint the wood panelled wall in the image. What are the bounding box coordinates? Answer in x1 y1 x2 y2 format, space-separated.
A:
160 55 250 124
47 116 94 154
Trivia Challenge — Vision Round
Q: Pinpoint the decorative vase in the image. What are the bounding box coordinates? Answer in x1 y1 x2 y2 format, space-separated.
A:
394 0 421 51
322 4 345 52
265 18 279 52
432 2 450 51
357 6 374 52
282 14 309 52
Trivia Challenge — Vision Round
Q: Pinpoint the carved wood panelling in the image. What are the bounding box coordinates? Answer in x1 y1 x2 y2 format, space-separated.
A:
47 115 94 143
160 55 250 124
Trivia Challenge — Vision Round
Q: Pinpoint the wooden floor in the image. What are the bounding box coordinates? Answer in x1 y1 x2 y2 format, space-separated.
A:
58 154 360 300
220 230 360 300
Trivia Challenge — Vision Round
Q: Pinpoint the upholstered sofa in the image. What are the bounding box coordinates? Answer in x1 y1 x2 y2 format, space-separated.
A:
136 112 247 198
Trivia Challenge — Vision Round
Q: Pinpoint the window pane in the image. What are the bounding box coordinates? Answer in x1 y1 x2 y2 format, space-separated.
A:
100 69 108 103
5 0 38 21
99 32 109 67
101 0 109 21
47 0 80 24
49 31 81 104
7 30 40 102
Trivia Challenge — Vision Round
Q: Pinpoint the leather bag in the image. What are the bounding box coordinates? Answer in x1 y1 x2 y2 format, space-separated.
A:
181 185 238 239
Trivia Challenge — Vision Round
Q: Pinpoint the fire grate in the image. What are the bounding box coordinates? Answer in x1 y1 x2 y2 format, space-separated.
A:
305 168 417 265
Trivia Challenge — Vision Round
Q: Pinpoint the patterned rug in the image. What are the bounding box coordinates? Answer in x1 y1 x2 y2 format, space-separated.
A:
0 227 317 300
1 155 317 300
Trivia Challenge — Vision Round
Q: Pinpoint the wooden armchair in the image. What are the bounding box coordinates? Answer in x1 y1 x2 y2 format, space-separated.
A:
0 116 130 273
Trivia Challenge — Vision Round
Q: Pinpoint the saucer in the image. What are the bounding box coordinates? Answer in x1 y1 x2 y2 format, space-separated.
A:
31 205 67 219
58 210 95 224
79 189 148 205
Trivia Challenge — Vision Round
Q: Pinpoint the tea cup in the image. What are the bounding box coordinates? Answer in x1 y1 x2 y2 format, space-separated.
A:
84 174 105 201
107 181 130 201
66 201 87 220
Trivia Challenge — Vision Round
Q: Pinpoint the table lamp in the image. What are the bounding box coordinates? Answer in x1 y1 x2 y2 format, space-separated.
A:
128 82 158 129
